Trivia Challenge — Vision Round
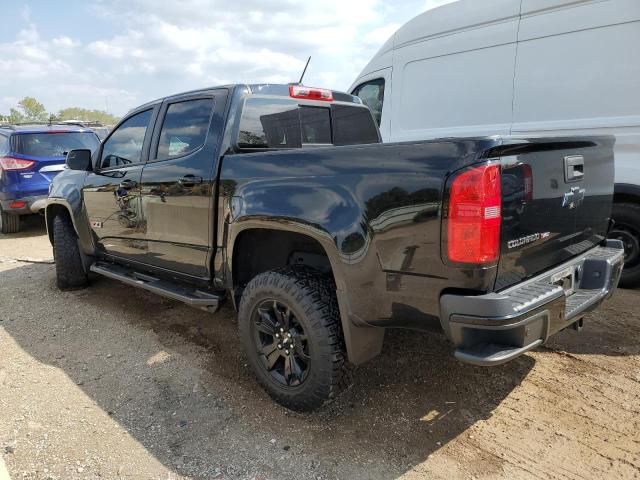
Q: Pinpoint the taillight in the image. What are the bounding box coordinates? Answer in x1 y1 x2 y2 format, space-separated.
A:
289 85 333 101
0 156 36 171
9 200 26 209
447 163 501 265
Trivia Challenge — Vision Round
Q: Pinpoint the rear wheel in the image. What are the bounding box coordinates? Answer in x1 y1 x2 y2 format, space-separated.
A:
610 202 640 288
53 214 88 290
238 266 345 411
0 206 20 234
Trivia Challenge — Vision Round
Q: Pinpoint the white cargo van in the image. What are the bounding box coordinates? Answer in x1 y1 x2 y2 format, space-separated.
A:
350 0 640 286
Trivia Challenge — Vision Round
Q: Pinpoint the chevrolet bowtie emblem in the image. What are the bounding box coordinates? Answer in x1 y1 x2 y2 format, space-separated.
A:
562 186 586 209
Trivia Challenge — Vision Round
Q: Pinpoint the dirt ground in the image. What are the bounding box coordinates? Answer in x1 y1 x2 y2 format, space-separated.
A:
0 217 639 480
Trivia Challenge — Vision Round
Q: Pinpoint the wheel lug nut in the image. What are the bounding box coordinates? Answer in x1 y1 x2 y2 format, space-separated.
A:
285 350 290 355
277 343 282 349
275 333 280 338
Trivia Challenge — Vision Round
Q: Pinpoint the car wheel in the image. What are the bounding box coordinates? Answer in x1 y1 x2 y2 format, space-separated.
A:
53 214 88 290
0 206 20 234
238 266 346 411
609 202 640 288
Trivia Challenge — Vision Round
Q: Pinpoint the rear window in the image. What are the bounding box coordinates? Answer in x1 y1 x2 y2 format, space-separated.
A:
237 97 379 150
0 134 9 155
238 98 301 149
12 132 100 158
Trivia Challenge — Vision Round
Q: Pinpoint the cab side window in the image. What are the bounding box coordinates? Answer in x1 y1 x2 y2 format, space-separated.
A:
100 109 153 169
352 79 385 126
156 98 214 161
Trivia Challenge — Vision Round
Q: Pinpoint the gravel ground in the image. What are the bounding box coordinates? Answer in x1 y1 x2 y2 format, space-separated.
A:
0 217 639 480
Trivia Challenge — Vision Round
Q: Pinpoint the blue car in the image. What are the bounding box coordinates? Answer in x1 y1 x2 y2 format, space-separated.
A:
0 124 100 233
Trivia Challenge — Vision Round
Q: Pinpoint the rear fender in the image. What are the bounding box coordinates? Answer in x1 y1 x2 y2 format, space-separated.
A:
227 218 385 365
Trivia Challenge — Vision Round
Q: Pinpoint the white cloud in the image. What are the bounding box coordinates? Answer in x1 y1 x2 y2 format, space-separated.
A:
52 36 81 49
0 0 457 116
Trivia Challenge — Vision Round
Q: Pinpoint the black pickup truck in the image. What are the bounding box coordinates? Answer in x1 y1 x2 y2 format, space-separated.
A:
46 83 624 411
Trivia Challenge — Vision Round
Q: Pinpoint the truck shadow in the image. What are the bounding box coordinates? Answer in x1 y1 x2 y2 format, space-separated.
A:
3 263 536 479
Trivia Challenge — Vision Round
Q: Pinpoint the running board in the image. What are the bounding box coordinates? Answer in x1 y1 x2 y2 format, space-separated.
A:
90 263 223 313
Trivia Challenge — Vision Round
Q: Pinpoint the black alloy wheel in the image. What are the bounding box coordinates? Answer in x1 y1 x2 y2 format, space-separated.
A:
238 266 346 411
251 299 311 387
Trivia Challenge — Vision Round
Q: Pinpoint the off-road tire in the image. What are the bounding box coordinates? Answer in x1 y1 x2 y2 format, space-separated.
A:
53 214 88 290
238 266 346 411
610 202 640 288
0 206 20 234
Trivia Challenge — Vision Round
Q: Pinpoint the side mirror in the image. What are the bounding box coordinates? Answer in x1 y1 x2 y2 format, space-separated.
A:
66 149 93 172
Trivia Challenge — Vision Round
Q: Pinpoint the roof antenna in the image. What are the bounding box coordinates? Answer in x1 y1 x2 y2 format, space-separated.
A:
298 56 311 85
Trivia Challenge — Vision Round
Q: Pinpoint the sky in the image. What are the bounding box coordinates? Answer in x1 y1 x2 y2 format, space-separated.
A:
0 0 456 117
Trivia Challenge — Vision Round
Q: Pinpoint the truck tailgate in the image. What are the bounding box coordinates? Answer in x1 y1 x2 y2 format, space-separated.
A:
495 137 615 291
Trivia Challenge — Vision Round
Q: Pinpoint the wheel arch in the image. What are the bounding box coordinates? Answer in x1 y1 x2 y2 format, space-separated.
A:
45 199 96 256
614 183 640 205
227 220 385 365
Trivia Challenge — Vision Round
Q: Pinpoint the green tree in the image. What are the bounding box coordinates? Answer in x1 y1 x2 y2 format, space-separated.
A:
57 107 119 125
8 108 25 124
17 96 48 122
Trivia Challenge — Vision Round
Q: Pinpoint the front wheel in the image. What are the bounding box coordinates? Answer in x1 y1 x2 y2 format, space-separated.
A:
238 267 346 411
53 215 88 290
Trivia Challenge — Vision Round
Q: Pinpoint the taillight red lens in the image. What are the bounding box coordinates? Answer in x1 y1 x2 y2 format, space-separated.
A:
9 200 27 209
289 85 333 101
447 163 501 264
0 157 36 171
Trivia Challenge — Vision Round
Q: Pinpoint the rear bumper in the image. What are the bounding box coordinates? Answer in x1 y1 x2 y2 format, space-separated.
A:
0 195 48 214
439 240 625 366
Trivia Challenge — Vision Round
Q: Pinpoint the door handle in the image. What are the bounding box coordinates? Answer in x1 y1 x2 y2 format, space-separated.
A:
564 155 584 182
179 175 203 187
119 179 138 189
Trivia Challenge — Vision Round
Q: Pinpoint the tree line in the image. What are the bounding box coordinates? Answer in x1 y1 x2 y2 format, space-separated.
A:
0 97 120 126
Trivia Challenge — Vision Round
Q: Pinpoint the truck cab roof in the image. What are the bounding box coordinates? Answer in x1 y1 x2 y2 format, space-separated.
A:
131 83 364 114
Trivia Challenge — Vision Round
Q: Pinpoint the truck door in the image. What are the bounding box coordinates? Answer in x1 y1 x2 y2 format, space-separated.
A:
82 107 157 261
138 89 228 278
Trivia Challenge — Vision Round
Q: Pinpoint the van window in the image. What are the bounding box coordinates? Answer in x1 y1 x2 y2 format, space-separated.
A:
352 79 385 126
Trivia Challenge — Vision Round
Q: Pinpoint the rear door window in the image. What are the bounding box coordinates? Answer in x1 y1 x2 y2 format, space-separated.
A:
12 132 100 157
352 79 385 126
156 98 214 160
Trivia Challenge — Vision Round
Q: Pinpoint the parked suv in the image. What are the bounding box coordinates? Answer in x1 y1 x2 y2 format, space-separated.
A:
0 124 100 233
